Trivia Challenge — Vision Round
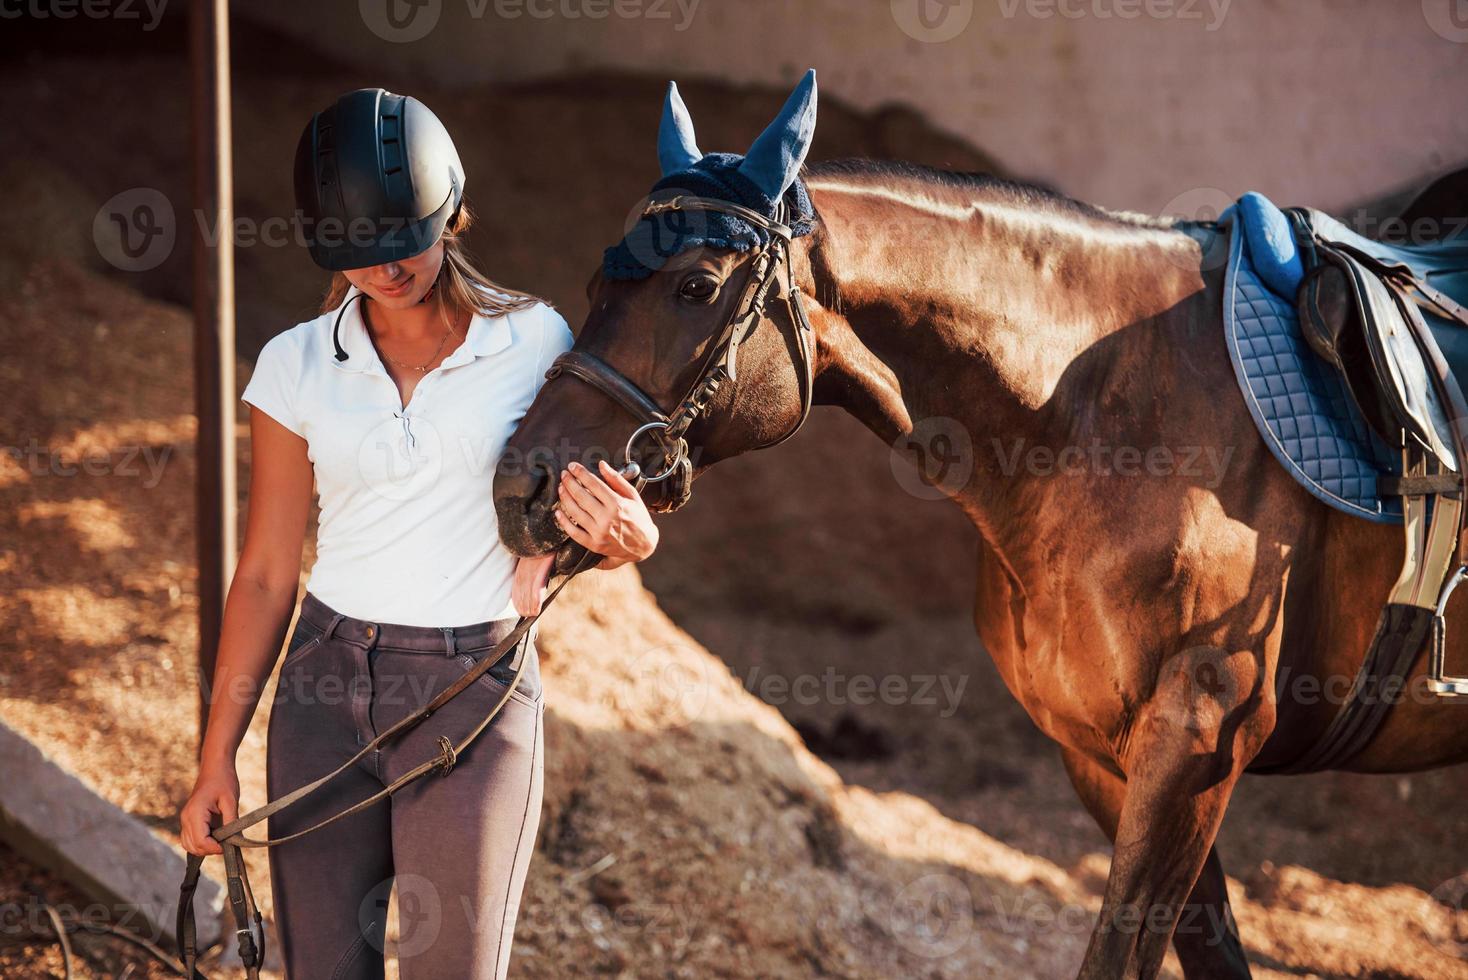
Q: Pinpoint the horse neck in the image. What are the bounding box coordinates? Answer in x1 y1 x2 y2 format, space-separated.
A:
799 171 1218 531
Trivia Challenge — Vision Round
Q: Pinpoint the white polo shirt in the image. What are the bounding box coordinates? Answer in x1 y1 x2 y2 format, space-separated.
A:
240 284 574 627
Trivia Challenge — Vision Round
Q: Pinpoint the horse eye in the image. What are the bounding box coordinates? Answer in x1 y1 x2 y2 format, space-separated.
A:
679 275 718 303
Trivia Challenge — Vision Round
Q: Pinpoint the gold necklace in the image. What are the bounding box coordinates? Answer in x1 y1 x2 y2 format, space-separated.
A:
367 309 459 374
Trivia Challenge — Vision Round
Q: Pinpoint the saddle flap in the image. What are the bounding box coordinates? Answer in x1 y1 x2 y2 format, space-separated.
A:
1296 261 1395 442
1325 244 1458 470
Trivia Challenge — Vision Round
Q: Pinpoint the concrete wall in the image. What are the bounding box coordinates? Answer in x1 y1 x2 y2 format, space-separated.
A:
238 0 1468 215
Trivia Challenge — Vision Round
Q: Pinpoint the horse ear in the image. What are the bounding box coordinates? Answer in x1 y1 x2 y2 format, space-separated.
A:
737 68 818 201
658 81 702 176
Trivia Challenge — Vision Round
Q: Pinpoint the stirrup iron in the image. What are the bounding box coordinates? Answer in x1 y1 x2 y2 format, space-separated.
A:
1429 564 1468 697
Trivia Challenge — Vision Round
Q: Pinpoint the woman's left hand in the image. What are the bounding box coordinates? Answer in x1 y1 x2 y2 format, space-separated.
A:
554 459 659 569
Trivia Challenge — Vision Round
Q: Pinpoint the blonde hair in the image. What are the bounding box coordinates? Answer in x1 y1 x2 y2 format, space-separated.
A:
318 199 547 323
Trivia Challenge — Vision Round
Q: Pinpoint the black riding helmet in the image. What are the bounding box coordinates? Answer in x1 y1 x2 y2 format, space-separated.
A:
294 87 465 272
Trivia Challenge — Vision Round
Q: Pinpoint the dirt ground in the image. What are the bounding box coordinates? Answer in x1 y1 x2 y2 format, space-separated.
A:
2 13 1467 979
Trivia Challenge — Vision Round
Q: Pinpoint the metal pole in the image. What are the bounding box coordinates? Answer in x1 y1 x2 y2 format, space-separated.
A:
190 0 237 734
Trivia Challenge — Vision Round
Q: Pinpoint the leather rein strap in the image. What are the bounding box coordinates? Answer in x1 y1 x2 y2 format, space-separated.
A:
543 195 817 511
176 545 604 979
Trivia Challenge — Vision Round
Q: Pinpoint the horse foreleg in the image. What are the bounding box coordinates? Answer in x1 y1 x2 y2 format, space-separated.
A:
1174 848 1251 979
1076 648 1273 980
1061 747 1252 979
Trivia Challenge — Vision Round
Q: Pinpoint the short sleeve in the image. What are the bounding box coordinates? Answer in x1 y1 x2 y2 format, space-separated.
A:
241 330 305 437
533 305 575 396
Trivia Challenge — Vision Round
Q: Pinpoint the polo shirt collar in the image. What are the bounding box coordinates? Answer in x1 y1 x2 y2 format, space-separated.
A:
328 283 515 374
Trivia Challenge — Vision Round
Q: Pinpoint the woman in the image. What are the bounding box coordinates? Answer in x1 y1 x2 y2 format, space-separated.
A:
178 88 659 979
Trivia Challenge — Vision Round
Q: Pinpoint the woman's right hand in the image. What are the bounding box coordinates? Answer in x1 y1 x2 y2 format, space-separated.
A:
180 762 241 856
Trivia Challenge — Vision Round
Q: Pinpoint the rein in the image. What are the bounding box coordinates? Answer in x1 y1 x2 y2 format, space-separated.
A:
543 195 817 511
175 544 605 979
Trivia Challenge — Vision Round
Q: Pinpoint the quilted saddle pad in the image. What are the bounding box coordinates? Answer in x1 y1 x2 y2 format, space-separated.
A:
1219 211 1401 524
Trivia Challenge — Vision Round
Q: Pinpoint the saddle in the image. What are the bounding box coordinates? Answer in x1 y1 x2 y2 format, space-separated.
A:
1224 192 1468 773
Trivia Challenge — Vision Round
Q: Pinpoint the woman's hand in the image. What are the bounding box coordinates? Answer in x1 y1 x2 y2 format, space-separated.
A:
554 459 659 569
513 553 557 616
180 762 240 856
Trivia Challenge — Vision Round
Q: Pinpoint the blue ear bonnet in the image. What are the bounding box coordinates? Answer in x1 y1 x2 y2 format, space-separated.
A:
602 154 817 280
603 69 819 280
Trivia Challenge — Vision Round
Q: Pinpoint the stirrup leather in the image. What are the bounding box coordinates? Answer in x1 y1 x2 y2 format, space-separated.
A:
1389 445 1468 697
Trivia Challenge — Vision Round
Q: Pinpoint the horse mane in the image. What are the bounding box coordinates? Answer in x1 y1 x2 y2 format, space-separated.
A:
797 157 1182 315
805 157 1175 231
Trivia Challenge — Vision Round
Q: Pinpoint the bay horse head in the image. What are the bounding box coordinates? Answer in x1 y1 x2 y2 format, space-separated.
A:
493 70 822 563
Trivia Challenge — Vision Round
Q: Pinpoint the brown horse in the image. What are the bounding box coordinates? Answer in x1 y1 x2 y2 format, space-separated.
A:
492 127 1468 979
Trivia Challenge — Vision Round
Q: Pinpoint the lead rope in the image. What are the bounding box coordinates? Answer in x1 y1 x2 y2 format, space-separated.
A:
176 484 639 977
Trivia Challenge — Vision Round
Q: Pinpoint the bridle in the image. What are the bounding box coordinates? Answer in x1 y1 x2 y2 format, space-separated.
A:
542 194 818 511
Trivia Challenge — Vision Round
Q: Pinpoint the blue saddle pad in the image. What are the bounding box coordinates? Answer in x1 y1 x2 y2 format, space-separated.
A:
1220 197 1401 524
